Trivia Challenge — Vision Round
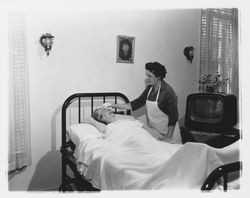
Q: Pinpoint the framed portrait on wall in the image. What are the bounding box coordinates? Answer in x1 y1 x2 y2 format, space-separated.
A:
116 35 135 64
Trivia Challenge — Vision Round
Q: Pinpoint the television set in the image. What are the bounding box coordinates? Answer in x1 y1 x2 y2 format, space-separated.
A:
184 92 238 134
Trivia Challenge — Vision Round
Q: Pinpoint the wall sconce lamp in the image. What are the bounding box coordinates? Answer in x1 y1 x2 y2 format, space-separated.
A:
183 46 194 63
39 33 55 56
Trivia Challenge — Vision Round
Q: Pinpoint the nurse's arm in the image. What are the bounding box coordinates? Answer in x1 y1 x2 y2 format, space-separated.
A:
166 125 175 138
111 103 132 110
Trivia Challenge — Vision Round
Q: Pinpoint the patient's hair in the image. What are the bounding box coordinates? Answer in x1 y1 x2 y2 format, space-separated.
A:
145 62 167 80
93 108 107 125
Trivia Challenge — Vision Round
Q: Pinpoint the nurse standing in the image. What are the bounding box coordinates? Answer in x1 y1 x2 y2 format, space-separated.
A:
111 62 182 144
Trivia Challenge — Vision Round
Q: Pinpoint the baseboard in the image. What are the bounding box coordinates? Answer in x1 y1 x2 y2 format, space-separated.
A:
41 186 59 191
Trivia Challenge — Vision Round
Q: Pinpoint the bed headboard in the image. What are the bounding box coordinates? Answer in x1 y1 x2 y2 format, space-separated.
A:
61 92 130 148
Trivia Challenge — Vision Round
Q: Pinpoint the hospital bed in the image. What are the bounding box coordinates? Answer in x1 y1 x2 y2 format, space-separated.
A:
59 92 241 191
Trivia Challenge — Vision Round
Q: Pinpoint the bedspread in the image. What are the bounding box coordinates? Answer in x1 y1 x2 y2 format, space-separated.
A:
74 119 239 190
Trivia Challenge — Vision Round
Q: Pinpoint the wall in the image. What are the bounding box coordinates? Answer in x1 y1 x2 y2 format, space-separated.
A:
8 9 201 190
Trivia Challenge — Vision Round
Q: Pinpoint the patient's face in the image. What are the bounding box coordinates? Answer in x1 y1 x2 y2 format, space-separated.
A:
97 107 115 124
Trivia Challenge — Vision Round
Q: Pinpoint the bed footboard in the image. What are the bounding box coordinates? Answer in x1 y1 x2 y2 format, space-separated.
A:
201 161 242 191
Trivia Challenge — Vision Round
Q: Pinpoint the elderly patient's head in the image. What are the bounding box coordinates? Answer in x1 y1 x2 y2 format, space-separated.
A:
93 107 116 124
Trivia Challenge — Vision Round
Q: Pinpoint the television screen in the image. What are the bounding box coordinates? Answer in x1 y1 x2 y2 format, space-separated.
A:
185 93 237 132
189 96 223 123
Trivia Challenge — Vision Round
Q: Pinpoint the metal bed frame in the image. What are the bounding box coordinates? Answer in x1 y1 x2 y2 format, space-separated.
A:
59 92 241 192
201 161 242 191
59 92 130 191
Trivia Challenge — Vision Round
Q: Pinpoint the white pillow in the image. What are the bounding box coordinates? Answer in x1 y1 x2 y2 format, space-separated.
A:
83 117 107 133
68 123 103 146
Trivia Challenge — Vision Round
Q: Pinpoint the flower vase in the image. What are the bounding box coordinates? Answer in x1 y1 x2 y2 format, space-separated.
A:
206 84 215 92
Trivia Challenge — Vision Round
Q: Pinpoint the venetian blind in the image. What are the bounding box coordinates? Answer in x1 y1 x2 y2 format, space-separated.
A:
199 8 239 95
9 12 32 172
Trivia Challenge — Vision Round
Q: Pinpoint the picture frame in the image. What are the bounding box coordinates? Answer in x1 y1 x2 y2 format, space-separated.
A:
116 35 135 64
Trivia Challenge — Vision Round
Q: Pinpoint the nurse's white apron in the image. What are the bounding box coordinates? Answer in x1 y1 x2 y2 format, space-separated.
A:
146 85 182 144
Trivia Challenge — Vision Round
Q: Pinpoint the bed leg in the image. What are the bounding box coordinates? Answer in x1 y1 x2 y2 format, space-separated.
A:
223 174 228 191
59 156 67 192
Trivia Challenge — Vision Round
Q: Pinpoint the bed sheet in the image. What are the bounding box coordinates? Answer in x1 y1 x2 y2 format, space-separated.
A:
74 119 239 190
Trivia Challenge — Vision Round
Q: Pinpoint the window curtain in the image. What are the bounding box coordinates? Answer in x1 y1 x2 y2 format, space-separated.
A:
8 12 32 174
199 8 239 97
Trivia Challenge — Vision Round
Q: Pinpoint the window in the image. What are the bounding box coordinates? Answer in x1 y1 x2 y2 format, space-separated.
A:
199 8 239 96
8 12 31 176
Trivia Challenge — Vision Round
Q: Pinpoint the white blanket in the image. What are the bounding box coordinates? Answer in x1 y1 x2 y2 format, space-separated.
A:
74 119 239 190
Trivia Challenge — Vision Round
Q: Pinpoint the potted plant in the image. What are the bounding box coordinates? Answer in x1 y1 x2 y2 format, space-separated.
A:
199 73 229 92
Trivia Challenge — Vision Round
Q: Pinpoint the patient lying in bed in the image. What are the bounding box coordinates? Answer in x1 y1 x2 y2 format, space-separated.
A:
71 106 240 190
93 105 178 143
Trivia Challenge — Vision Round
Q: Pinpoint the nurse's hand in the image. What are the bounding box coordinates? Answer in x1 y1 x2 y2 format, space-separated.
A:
103 103 112 109
158 136 177 144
